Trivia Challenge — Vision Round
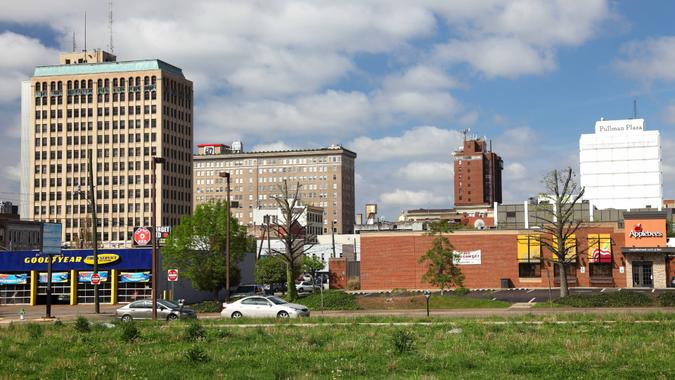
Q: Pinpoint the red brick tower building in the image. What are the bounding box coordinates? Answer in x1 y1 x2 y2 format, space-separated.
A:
452 137 503 206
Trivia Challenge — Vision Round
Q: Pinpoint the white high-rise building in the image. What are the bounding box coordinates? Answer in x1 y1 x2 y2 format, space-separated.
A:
579 118 662 210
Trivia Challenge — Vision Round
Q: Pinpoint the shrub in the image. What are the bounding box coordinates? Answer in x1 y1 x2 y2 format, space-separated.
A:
184 345 209 363
74 317 91 333
53 320 64 328
555 291 653 307
657 292 675 307
346 277 360 290
26 323 44 339
391 288 409 295
391 330 415 354
454 287 470 296
190 300 222 313
296 290 359 310
120 322 140 342
184 322 207 342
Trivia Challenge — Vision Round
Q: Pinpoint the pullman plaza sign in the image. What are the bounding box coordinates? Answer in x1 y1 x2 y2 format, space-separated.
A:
594 118 644 134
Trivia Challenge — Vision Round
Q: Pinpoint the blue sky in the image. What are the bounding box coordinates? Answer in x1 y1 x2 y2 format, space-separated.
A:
0 1 673 219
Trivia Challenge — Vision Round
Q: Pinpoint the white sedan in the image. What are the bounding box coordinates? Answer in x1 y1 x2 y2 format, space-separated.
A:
221 295 310 319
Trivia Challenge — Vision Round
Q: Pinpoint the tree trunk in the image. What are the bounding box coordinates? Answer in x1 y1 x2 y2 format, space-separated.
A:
558 261 569 298
286 262 297 301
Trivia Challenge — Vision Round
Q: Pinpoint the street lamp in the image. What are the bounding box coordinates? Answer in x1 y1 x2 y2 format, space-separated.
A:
77 149 100 313
423 290 431 317
151 156 165 320
219 171 231 302
331 220 337 258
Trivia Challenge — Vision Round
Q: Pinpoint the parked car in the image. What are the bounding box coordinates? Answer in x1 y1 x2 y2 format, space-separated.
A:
116 299 196 321
221 295 310 319
296 281 315 293
263 283 287 295
231 284 265 298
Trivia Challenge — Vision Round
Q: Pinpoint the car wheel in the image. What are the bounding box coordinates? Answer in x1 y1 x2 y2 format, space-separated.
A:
277 310 289 318
121 314 132 322
231 311 243 319
167 313 178 321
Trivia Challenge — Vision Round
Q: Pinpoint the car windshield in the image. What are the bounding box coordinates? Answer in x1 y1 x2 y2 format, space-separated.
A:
158 300 180 309
267 296 288 305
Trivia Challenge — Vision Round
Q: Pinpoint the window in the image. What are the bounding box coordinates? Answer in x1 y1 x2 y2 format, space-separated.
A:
517 235 541 278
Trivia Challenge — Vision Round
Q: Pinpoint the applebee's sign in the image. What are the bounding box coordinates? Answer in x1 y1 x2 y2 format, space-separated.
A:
629 224 663 239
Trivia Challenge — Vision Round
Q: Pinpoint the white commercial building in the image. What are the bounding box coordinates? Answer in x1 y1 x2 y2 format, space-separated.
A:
579 118 662 210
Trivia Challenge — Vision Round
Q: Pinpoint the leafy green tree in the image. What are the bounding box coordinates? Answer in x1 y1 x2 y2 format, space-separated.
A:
417 220 464 294
255 256 287 286
162 201 251 299
303 255 325 281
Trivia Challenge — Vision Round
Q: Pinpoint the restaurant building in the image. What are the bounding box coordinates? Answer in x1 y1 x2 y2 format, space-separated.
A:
359 212 674 290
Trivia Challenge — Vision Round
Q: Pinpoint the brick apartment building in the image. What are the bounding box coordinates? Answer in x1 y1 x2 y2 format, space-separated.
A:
452 137 503 207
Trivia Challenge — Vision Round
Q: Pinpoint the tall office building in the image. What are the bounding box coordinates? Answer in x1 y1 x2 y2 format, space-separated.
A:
193 143 356 234
25 50 193 246
579 118 662 210
452 137 503 207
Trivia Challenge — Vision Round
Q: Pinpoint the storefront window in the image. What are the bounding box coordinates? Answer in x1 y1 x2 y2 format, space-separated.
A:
589 263 612 278
517 235 541 278
587 234 612 264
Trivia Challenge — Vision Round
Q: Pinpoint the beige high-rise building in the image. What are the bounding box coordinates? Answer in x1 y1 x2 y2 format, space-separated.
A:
193 143 356 234
25 50 193 246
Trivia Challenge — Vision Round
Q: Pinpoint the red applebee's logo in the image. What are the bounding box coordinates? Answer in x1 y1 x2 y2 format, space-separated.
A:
629 223 662 239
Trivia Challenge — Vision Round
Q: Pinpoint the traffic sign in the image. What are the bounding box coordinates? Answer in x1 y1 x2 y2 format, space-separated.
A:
90 273 101 285
168 269 179 282
133 227 152 246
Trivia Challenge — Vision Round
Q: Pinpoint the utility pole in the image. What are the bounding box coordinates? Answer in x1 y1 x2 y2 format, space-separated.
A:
87 151 100 314
151 157 165 320
219 172 231 302
331 220 336 258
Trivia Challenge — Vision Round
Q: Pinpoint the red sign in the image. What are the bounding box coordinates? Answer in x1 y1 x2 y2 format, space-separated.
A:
133 227 152 246
167 269 179 282
90 273 101 285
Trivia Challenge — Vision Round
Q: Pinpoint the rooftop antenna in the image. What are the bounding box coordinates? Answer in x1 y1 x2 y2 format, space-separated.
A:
108 0 114 53
72 32 76 52
83 11 87 52
461 128 470 141
633 99 637 119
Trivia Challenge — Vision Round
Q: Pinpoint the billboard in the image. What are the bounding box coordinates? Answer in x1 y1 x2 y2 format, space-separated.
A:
42 223 62 255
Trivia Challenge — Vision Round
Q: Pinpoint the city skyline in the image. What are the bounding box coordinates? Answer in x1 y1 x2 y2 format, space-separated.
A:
0 1 674 219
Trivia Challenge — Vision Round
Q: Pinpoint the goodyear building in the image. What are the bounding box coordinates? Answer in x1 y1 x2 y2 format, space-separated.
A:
0 248 152 305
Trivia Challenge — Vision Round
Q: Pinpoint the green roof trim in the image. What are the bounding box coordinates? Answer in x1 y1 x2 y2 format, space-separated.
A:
33 60 184 78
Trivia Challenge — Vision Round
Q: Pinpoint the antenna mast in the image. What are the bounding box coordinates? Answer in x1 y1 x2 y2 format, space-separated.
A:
108 0 114 53
72 32 76 52
84 11 87 52
633 99 637 119
461 128 470 141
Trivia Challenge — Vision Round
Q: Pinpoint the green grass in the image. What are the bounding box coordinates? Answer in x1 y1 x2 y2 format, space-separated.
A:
296 290 360 310
2 315 673 378
429 295 510 309
554 291 654 308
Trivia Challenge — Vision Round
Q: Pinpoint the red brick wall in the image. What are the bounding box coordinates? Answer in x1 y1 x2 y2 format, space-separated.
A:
328 258 347 289
361 227 628 290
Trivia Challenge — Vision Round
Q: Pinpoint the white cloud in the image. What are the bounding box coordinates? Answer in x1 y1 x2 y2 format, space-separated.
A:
662 102 675 125
382 65 460 92
504 162 528 181
251 141 294 152
615 36 675 82
350 126 463 162
397 161 453 182
434 37 556 78
380 189 446 207
458 110 479 126
0 32 57 102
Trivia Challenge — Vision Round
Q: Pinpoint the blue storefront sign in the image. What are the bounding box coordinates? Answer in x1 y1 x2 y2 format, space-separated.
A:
0 248 152 272
0 273 28 285
120 271 151 283
78 271 109 283
39 272 69 283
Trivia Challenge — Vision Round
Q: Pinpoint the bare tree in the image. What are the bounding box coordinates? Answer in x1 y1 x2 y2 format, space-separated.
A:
534 167 585 298
269 180 317 301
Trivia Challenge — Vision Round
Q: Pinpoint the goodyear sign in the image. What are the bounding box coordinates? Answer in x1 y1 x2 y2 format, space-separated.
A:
0 248 152 271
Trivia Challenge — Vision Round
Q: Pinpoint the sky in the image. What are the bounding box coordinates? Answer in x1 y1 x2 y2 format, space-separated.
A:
0 0 673 220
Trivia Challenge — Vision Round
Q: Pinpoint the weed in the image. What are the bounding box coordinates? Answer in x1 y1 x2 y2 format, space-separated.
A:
184 345 209 363
190 300 222 313
74 316 91 333
346 277 360 290
26 323 44 339
184 322 207 342
120 322 140 342
454 287 470 296
53 320 64 328
657 292 675 307
391 330 415 354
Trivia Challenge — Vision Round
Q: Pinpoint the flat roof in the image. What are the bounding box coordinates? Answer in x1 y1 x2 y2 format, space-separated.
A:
194 146 357 159
33 59 185 78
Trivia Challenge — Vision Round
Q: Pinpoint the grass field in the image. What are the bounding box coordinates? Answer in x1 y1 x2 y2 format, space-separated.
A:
1 314 674 379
